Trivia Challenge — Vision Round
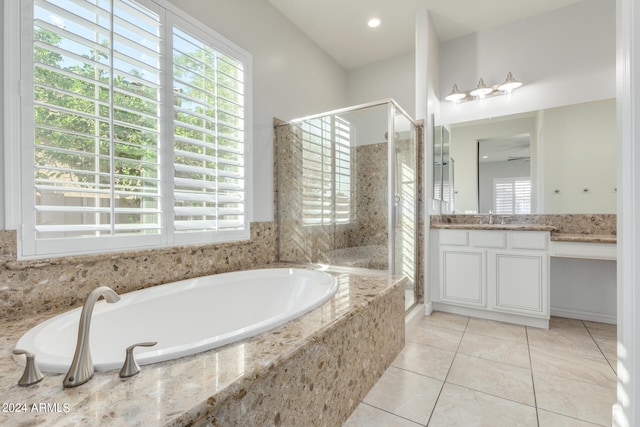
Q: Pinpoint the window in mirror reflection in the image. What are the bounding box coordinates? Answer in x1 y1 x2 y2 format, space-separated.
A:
478 135 530 214
494 177 531 214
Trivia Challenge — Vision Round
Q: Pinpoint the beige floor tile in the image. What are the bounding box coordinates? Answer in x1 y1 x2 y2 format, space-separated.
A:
363 366 442 425
548 317 589 335
428 383 538 427
588 326 617 340
529 346 616 388
344 403 422 427
527 327 603 358
583 320 617 334
446 353 535 406
537 409 603 426
420 311 469 331
457 332 530 368
392 342 456 380
594 336 617 372
465 317 527 343
408 323 464 352
534 371 616 426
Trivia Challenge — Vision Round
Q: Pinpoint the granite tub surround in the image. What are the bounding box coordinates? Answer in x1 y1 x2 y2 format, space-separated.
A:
0 222 277 321
0 265 405 426
432 214 617 243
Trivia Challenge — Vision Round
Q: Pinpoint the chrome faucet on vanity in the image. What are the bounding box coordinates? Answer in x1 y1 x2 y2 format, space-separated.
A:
63 286 120 388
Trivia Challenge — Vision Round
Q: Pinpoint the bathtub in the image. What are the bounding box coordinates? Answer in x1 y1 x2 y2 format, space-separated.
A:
16 268 338 373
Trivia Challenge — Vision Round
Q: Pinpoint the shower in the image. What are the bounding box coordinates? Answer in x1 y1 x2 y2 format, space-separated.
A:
275 99 421 310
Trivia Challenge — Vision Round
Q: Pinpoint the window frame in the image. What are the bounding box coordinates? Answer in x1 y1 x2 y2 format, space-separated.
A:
5 0 253 260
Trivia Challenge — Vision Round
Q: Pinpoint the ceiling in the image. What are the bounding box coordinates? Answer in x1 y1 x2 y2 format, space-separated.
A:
267 0 583 69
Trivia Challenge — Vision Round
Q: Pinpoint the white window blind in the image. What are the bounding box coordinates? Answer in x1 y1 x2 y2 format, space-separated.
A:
19 0 252 259
494 177 531 214
301 116 351 226
172 26 246 233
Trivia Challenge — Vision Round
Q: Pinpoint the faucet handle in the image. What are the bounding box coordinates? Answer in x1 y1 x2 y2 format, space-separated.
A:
13 349 44 386
119 341 157 378
500 215 512 225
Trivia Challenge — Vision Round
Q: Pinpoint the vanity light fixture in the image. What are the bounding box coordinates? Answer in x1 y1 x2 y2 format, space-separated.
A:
367 17 381 28
444 84 467 102
445 72 523 102
470 78 493 98
497 71 523 93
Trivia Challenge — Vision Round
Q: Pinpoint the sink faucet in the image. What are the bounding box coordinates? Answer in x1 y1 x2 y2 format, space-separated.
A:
488 210 494 224
63 286 120 388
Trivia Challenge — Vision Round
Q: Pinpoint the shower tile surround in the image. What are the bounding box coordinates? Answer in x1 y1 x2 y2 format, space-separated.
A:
0 265 405 426
276 120 425 304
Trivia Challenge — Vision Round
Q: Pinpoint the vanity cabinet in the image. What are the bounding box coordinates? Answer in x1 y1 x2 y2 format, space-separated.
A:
432 229 550 328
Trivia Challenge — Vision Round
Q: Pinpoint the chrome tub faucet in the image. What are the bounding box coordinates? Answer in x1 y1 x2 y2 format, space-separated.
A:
63 286 120 388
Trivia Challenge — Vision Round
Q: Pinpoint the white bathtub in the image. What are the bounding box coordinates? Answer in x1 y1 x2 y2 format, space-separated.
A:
16 268 338 373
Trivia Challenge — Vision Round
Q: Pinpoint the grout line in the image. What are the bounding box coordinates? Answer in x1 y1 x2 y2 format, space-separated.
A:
355 402 424 426
423 316 468 426
525 326 541 427
582 319 618 377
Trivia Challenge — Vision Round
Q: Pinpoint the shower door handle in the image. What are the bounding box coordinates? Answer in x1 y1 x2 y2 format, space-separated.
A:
393 195 401 226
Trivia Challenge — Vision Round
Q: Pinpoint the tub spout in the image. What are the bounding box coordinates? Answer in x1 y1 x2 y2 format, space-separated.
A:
63 286 120 388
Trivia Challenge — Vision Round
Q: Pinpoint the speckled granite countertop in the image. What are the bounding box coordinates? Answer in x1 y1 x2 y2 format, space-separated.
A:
430 223 557 232
0 264 405 426
550 233 617 244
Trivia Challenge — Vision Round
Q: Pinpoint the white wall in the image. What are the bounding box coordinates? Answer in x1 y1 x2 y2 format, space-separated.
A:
347 51 415 117
439 0 615 125
167 0 348 223
541 99 617 213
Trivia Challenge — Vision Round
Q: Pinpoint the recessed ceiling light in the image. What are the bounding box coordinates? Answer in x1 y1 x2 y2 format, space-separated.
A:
368 17 381 28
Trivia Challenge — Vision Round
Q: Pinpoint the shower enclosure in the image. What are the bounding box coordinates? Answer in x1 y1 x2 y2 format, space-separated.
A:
276 100 420 310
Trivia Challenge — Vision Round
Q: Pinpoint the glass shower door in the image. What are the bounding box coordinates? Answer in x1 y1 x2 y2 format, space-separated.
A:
390 105 418 310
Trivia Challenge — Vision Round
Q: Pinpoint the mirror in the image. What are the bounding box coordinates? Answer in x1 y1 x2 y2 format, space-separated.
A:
437 98 616 214
478 135 531 214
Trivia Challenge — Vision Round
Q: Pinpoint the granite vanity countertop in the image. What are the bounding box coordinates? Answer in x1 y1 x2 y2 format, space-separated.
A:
430 223 557 232
550 233 617 244
0 264 405 427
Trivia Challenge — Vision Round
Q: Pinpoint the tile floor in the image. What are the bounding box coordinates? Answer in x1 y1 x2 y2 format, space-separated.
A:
344 312 617 427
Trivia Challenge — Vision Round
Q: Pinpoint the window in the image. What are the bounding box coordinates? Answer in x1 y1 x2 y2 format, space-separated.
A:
494 177 531 214
300 116 351 226
13 0 252 259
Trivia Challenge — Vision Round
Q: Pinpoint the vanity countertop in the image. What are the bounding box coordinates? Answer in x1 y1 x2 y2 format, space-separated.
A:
430 223 557 232
550 233 617 244
0 264 405 426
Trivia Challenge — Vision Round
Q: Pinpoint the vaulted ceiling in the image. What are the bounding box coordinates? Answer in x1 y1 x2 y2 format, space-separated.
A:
268 0 584 69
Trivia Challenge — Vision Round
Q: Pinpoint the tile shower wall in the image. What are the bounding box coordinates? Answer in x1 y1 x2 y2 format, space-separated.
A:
276 121 425 304
0 222 277 321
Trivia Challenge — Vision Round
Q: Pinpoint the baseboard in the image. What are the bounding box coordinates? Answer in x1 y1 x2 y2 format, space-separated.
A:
424 301 433 316
550 307 617 325
405 303 424 342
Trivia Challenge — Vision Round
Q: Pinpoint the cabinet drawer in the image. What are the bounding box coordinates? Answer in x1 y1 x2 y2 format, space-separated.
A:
440 230 469 246
511 232 548 250
473 231 507 248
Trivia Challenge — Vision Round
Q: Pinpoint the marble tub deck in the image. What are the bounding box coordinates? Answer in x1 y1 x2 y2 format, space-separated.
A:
0 264 406 426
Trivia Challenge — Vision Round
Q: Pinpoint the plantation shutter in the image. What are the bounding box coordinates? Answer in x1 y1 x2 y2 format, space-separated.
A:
21 0 251 258
172 25 246 233
32 0 162 238
301 116 351 226
494 177 531 214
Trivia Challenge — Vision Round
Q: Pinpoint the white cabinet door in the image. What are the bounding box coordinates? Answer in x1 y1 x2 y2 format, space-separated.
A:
440 249 486 307
491 252 548 317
